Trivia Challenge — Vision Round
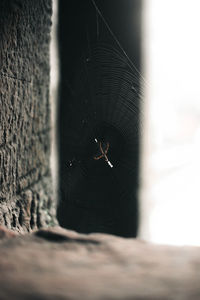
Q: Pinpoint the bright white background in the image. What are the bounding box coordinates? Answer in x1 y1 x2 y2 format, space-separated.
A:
139 0 200 245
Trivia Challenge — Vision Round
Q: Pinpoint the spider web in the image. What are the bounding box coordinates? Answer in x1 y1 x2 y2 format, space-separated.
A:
58 0 143 236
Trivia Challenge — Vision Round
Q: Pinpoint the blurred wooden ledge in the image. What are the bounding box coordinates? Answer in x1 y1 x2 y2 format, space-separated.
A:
0 225 200 300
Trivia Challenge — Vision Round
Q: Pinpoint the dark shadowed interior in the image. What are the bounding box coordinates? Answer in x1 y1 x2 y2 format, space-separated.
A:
57 0 142 237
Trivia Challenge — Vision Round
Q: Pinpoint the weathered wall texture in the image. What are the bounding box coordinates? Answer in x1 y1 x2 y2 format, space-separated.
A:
0 0 57 232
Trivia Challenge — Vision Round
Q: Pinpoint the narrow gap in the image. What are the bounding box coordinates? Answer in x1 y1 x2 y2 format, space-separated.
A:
57 0 142 237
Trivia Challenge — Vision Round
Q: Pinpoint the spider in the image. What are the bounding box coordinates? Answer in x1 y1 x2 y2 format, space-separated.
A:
93 140 113 168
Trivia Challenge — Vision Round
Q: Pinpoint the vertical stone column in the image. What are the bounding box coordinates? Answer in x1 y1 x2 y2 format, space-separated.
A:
0 0 57 232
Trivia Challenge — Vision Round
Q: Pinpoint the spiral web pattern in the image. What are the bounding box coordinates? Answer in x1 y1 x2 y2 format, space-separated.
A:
58 1 143 236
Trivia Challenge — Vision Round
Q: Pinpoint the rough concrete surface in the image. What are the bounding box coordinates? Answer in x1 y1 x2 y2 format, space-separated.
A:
0 0 57 232
0 225 200 300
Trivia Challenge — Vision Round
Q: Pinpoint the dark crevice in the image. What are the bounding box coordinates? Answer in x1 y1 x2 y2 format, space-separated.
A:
57 0 142 237
18 207 23 227
36 200 42 229
3 213 7 227
30 198 35 229
35 229 100 245
11 214 17 227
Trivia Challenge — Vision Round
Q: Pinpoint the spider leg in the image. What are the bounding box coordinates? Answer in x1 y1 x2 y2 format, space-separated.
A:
105 142 109 154
94 154 104 160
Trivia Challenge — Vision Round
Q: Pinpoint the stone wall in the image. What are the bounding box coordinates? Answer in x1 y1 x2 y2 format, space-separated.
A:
0 0 57 232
